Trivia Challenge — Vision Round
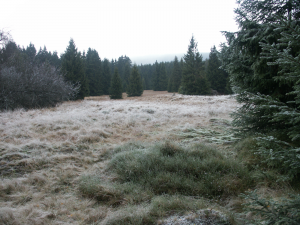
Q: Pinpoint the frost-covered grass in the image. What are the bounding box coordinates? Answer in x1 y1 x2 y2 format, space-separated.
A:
1 91 289 224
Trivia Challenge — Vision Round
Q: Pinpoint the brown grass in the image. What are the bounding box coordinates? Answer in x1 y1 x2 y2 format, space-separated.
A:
0 91 246 224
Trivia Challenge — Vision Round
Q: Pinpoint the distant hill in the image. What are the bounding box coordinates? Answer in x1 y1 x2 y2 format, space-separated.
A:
131 53 209 65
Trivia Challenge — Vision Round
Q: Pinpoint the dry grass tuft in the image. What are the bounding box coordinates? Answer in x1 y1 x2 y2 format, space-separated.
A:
0 207 18 225
2 91 280 224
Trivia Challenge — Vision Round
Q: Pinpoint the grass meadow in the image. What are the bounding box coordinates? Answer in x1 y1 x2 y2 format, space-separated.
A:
0 91 294 224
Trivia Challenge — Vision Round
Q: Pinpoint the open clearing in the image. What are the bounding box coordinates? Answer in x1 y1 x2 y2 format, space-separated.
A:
0 91 247 224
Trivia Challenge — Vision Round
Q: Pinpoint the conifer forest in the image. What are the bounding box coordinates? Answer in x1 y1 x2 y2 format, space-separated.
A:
0 1 300 224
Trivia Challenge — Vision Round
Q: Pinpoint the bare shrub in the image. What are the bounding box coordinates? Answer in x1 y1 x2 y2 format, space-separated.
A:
0 56 79 110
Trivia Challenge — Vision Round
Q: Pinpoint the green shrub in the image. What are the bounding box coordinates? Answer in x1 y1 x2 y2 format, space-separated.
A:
78 175 153 205
107 142 253 197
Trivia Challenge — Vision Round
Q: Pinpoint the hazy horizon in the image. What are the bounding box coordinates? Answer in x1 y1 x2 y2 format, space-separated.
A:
1 0 238 60
131 52 210 65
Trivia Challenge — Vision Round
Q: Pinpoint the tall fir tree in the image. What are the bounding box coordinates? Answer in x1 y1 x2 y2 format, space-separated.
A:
36 46 54 65
168 56 182 92
102 58 111 95
181 35 210 95
123 62 131 92
206 46 228 94
221 0 300 179
110 68 123 99
110 59 115 75
49 51 61 69
152 61 160 91
86 48 102 96
61 38 89 99
158 62 168 91
127 64 143 97
25 43 36 62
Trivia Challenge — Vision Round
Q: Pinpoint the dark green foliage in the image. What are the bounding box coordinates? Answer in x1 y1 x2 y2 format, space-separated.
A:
221 0 300 180
168 56 182 92
24 43 36 61
168 56 181 92
110 58 115 75
117 55 132 92
181 36 210 95
127 64 143 97
110 68 123 99
35 46 50 64
152 61 160 91
241 190 300 225
102 58 111 95
34 47 61 69
107 142 252 197
206 46 228 94
85 48 102 96
123 62 131 92
158 62 167 91
152 61 168 91
61 39 89 99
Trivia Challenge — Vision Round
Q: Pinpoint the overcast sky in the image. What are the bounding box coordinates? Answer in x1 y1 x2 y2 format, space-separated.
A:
1 0 238 62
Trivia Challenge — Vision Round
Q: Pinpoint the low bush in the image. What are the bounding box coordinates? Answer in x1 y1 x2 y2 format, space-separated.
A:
78 175 153 205
107 142 253 198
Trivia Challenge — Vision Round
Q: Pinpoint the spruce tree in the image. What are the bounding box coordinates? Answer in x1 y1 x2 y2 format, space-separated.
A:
123 62 131 92
110 68 123 99
35 46 52 65
61 39 89 99
127 64 143 97
110 59 115 75
158 62 168 91
206 46 228 94
152 61 160 91
181 35 210 95
86 48 102 96
25 43 36 62
221 0 300 179
169 56 182 92
102 58 111 95
49 51 61 69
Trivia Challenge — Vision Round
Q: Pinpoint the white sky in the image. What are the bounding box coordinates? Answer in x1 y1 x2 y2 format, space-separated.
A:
1 0 238 61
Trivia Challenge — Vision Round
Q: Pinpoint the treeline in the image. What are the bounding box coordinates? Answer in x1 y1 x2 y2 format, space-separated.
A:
0 32 231 109
0 39 79 110
137 42 231 95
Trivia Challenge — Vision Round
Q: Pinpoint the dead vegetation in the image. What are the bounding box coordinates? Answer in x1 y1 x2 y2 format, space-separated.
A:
0 91 293 224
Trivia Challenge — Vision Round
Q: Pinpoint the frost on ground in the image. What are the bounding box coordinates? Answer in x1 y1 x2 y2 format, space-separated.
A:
0 91 239 224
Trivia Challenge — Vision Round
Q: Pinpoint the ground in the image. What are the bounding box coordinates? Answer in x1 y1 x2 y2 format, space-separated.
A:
0 91 246 224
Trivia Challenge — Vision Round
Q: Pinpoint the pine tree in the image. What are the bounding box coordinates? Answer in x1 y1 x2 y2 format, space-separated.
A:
102 58 111 95
127 64 143 97
61 38 89 99
86 48 102 96
206 46 228 94
181 35 210 95
110 68 123 99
